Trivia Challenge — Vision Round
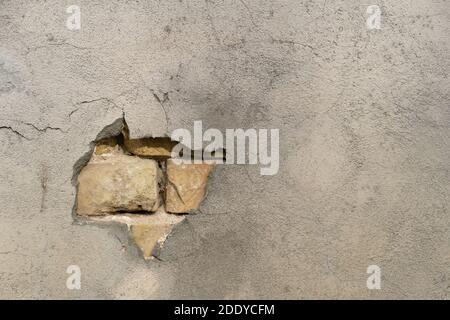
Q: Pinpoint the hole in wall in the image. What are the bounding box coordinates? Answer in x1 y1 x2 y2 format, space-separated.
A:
71 118 222 260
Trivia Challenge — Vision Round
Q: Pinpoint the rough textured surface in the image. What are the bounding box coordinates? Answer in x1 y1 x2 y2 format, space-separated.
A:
0 0 449 299
91 211 185 260
77 154 161 215
166 160 214 213
124 137 177 158
94 137 119 155
132 225 175 260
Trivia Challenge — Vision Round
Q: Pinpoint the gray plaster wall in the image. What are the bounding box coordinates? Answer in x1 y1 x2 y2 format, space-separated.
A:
0 0 449 299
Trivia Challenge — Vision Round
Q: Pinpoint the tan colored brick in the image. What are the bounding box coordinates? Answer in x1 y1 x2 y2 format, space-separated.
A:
122 127 177 157
165 159 214 213
131 224 173 259
76 154 161 215
94 137 119 155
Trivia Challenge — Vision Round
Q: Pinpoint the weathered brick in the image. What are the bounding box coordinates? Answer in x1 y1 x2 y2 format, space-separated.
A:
123 127 177 157
94 137 119 155
165 159 214 213
77 154 161 215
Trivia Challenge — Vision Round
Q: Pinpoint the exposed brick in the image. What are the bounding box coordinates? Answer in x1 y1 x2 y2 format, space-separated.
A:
94 137 120 155
165 159 214 213
77 154 161 215
123 127 177 157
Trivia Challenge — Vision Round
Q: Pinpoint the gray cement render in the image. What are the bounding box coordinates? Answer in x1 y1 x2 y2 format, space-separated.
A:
0 0 449 299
